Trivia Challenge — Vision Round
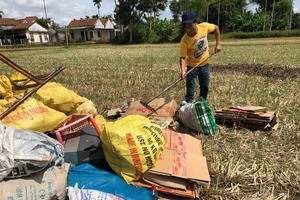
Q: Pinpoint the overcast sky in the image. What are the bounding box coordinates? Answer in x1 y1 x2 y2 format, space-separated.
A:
1 0 300 27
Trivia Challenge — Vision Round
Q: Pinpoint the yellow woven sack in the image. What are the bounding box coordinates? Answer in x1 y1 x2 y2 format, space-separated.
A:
0 75 18 108
32 82 86 114
100 115 165 184
1 97 67 132
94 114 106 133
10 73 95 115
69 100 98 117
0 75 13 99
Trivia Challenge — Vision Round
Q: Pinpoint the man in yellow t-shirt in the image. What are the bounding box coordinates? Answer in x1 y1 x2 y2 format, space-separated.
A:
180 11 221 102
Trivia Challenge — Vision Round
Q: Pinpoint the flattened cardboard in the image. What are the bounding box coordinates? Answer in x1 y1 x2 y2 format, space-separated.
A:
152 149 210 183
144 130 210 191
162 129 203 155
229 105 269 112
134 179 196 199
215 105 278 130
122 98 178 118
143 172 187 190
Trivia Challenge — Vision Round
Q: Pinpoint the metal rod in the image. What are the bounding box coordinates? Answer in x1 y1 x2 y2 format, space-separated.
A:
0 52 41 84
0 66 65 120
143 52 216 106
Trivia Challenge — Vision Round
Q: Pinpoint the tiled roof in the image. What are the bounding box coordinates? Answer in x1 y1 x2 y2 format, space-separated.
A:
14 22 34 30
0 16 38 30
68 18 98 27
16 19 23 23
0 16 37 26
0 18 18 25
24 16 37 23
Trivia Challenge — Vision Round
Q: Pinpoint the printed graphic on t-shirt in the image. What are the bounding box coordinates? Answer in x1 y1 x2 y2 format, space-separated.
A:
192 35 207 58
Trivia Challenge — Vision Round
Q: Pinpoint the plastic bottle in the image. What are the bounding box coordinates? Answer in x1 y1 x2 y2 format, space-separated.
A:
151 184 158 199
161 120 170 129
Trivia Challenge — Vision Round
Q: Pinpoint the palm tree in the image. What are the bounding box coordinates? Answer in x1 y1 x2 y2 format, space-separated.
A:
93 0 102 18
0 11 4 18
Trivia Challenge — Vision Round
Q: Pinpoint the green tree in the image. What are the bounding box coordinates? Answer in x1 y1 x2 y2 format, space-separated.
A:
249 0 293 30
205 0 248 32
93 0 102 18
169 0 208 23
91 14 99 18
36 17 49 29
169 0 181 22
50 20 60 29
103 14 114 19
231 7 271 32
169 0 247 32
292 13 300 29
114 0 167 43
0 11 3 18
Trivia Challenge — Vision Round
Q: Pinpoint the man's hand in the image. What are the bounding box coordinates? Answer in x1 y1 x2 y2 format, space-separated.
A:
214 25 221 53
181 71 186 80
215 44 221 53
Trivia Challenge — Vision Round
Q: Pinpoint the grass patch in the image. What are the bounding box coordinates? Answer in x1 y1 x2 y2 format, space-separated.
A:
0 37 299 199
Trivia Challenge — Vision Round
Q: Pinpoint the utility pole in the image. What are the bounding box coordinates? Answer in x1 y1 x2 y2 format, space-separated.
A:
65 26 69 48
43 0 48 20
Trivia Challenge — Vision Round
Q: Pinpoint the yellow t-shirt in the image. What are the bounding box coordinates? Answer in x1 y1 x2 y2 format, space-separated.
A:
180 22 215 67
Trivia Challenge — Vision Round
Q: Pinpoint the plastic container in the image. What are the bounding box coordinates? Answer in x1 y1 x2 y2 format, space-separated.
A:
52 114 102 145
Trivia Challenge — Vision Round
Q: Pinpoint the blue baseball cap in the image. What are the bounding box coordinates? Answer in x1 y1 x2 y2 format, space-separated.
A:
181 11 197 24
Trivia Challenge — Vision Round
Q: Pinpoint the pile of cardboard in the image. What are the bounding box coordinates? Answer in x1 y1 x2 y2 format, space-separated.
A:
214 105 278 130
119 98 211 199
134 129 210 199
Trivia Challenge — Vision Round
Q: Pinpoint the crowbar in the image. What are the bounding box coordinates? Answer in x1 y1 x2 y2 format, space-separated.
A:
140 52 216 113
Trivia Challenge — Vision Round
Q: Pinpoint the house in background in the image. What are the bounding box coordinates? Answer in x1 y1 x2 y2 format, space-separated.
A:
67 18 119 42
0 16 49 45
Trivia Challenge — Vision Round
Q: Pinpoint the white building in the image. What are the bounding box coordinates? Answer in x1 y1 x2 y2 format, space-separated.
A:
0 16 49 45
67 18 120 42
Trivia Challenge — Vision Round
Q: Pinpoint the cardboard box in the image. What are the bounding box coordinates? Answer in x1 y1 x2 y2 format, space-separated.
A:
134 179 196 199
121 98 178 126
142 130 210 193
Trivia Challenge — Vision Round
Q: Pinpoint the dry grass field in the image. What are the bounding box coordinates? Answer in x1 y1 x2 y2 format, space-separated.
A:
0 37 299 199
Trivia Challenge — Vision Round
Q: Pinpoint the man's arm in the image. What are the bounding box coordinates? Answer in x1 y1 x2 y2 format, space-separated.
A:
214 25 221 53
180 57 186 79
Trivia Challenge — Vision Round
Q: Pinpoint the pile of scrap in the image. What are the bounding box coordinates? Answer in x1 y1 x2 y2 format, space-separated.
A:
0 52 281 200
214 105 279 130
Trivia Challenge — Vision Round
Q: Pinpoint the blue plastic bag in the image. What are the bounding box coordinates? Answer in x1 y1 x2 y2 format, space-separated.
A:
68 163 157 200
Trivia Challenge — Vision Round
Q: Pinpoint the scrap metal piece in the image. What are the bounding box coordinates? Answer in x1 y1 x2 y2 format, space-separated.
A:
140 100 157 114
140 52 216 112
0 52 65 120
0 65 65 120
